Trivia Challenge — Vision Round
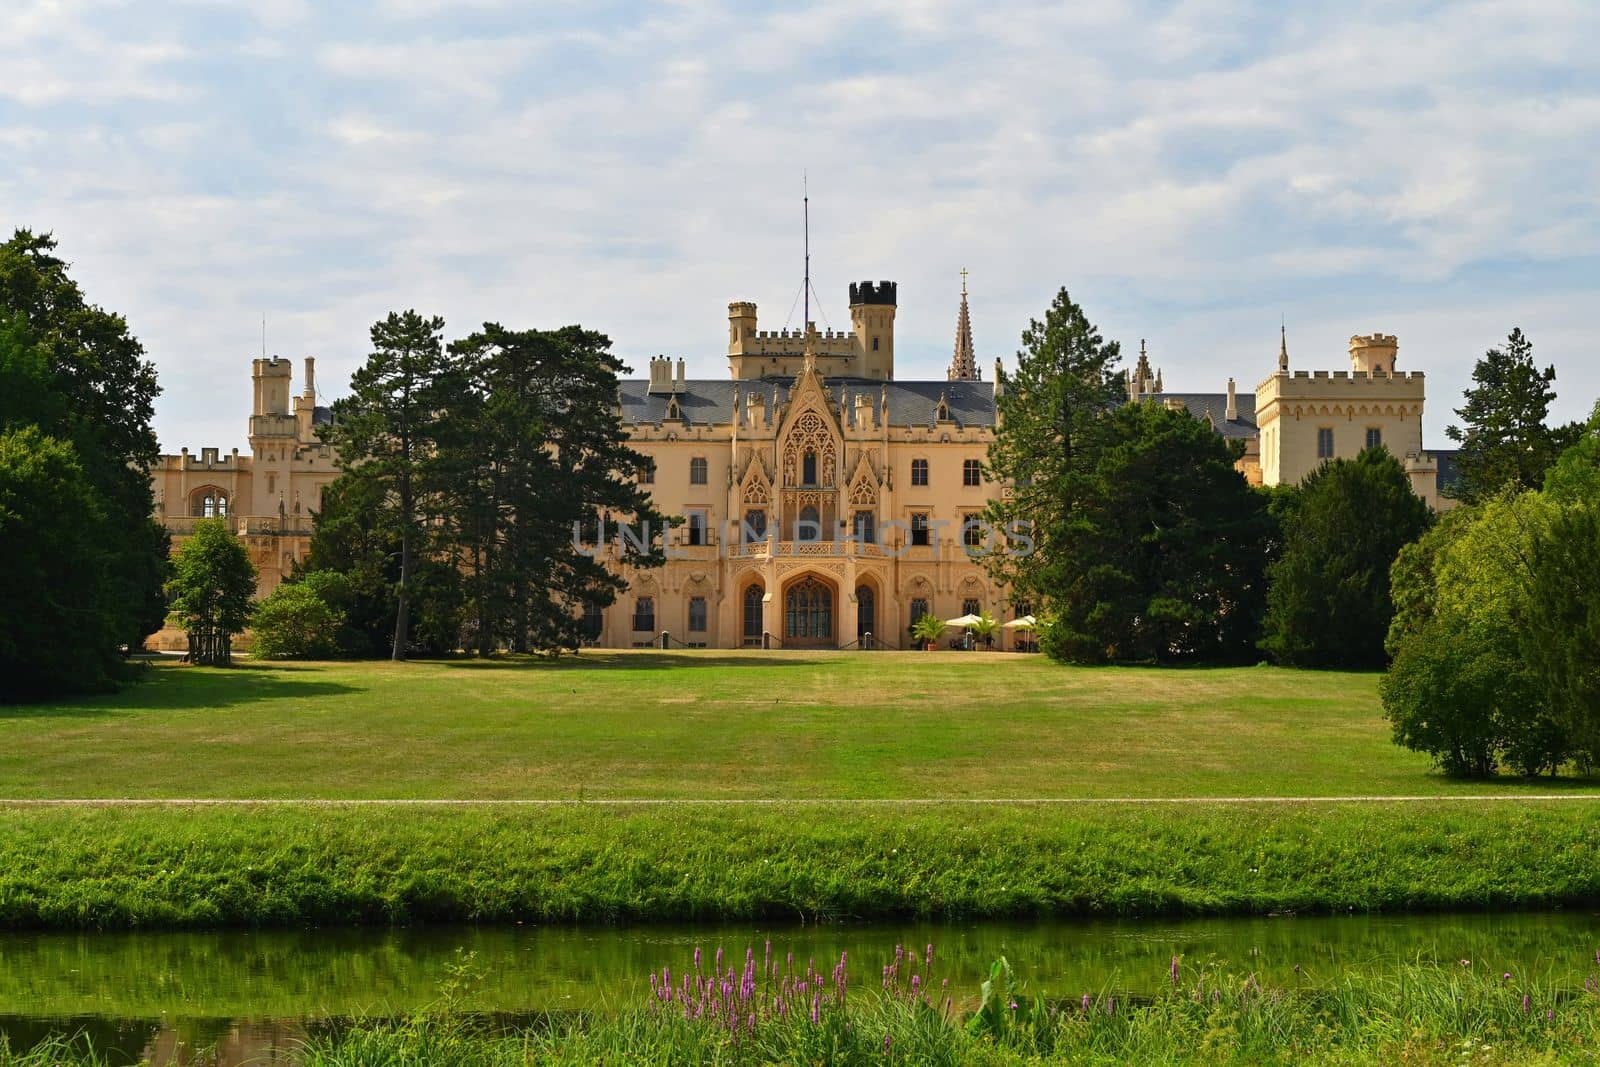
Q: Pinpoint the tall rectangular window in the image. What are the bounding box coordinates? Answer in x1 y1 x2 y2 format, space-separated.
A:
688 596 707 632
962 514 984 548
689 457 708 485
1317 427 1334 459
910 597 929 624
631 597 655 632
637 461 655 485
853 510 876 545
911 458 929 486
581 601 603 640
963 458 981 486
1365 427 1382 451
686 510 707 546
910 512 931 546
963 598 981 617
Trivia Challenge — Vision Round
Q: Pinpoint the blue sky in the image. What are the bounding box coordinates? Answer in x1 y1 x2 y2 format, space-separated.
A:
3 0 1597 450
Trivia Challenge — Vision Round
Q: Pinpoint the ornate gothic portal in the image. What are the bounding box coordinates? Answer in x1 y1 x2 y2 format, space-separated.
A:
783 575 834 646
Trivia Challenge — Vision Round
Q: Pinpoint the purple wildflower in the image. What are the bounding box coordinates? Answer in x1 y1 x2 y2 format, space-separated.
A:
1170 956 1180 984
883 1033 892 1052
1523 995 1530 1014
1009 1000 1018 1011
694 946 701 971
926 943 935 966
1548 1009 1555 1021
1081 993 1091 1010
1504 972 1513 982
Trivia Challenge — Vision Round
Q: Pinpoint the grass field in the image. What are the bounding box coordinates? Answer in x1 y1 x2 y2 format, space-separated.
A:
4 652 1599 932
3 651 1596 799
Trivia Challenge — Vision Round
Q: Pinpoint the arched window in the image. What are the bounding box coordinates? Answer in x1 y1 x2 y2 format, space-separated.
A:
856 584 875 641
785 577 832 641
802 450 818 485
191 488 228 518
743 584 763 641
631 596 655 632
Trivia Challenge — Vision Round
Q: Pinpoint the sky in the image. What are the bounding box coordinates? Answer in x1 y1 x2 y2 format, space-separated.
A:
3 0 1597 452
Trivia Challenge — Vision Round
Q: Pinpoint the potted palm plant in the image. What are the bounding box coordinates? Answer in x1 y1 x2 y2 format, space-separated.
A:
911 612 945 651
971 609 1000 650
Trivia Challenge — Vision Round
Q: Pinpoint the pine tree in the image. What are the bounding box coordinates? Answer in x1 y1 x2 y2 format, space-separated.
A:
1261 449 1433 668
327 311 453 660
1445 328 1576 503
982 287 1124 614
446 323 667 653
1040 401 1275 663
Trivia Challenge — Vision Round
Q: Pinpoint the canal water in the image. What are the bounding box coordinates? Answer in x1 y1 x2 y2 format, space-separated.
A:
1 912 1597 1064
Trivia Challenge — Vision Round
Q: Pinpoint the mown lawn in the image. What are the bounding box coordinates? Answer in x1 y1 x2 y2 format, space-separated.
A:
1 651 1595 799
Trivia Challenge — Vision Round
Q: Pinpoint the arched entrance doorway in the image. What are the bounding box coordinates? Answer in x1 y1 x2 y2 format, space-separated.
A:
783 575 835 647
855 584 876 645
742 583 764 646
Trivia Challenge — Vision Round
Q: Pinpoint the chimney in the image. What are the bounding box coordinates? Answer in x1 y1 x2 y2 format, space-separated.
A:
303 357 316 399
648 356 671 394
1225 377 1238 422
674 357 685 393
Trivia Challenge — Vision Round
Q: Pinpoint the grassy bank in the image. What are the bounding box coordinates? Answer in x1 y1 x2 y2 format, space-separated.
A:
6 952 1600 1065
4 653 1596 800
1 802 1596 930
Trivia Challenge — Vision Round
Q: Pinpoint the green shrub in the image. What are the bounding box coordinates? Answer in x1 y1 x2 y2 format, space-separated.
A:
251 578 347 659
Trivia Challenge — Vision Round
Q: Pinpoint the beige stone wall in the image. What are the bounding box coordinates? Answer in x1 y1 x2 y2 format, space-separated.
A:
1256 334 1441 504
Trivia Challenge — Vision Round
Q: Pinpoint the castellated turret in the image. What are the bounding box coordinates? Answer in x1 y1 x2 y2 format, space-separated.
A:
849 280 897 380
725 281 899 380
1349 333 1398 376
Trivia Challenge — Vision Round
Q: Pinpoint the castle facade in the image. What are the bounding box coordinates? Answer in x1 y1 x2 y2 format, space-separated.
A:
147 275 1456 651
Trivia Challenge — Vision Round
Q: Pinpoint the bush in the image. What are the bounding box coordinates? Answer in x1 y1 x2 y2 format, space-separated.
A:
251 579 347 660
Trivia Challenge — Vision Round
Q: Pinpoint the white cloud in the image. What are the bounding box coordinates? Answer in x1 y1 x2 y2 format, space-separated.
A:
4 0 1598 449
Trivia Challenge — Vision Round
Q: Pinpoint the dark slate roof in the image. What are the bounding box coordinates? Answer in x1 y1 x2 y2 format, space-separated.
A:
1433 449 1461 496
618 376 997 430
1147 392 1259 440
312 405 334 427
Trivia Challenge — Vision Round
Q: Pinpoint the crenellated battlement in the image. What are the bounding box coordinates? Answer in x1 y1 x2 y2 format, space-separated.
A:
849 280 897 306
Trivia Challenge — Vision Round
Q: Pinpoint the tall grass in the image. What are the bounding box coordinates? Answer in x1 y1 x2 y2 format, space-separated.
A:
1 801 1598 930
295 948 1600 1066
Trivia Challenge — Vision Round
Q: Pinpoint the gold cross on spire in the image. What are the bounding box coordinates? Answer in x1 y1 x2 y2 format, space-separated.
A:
960 267 969 295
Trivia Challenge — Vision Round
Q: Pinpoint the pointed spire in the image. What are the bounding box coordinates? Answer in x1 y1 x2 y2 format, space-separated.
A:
948 269 978 381
1279 323 1289 371
1132 340 1155 397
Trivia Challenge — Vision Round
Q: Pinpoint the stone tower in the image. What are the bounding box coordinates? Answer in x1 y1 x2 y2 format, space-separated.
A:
849 280 897 380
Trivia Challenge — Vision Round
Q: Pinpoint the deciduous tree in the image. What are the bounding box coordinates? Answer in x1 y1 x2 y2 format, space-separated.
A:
165 517 256 666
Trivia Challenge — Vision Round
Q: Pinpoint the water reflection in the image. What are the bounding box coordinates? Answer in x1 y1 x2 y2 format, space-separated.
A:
2 912 1596 1063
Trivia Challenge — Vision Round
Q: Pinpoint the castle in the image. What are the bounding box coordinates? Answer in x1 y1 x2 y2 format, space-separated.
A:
146 357 338 649
147 276 1456 651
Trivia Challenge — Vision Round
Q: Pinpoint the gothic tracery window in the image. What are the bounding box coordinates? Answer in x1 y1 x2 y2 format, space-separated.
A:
781 412 836 487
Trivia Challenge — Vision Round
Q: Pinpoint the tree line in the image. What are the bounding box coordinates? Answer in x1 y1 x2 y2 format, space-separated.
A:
984 289 1598 776
249 310 669 661
0 231 170 700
